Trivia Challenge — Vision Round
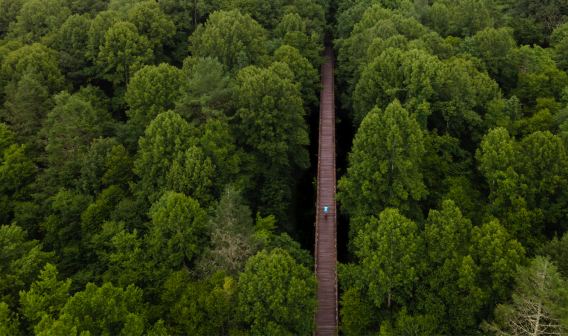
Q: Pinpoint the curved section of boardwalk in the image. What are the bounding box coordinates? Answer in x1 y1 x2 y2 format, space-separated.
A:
315 47 337 335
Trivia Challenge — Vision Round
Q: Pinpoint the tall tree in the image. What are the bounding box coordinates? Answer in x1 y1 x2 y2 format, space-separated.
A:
52 14 92 83
353 208 422 310
338 100 425 226
0 225 52 307
176 56 233 122
161 271 236 335
422 200 481 331
133 111 195 203
19 263 71 330
127 1 176 61
7 0 70 43
234 63 309 220
124 63 184 146
42 92 112 191
1 43 64 94
237 248 316 335
273 45 319 109
96 21 153 87
36 282 147 335
146 191 208 274
189 10 268 71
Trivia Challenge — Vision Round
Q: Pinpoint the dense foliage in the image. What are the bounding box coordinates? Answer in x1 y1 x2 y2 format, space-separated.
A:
335 0 568 334
1 0 568 334
0 0 326 334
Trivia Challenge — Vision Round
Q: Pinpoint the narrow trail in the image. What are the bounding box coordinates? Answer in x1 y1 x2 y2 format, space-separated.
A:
314 46 338 335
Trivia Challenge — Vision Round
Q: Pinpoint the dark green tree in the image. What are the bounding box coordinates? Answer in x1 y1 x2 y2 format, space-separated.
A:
127 1 176 61
19 263 71 330
189 10 268 71
36 283 146 335
133 111 195 203
96 21 153 87
146 191 208 272
7 0 71 43
234 63 309 220
124 63 184 146
353 208 422 310
176 56 233 122
238 248 316 335
42 92 112 191
338 101 425 225
0 225 52 307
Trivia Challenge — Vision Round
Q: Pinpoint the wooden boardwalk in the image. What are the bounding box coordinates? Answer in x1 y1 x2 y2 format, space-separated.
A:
314 46 338 335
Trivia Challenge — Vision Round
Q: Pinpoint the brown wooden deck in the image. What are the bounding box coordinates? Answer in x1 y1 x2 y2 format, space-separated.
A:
314 46 338 335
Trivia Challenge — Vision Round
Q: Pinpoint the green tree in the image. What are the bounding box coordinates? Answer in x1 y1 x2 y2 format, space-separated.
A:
37 282 146 336
42 92 112 191
238 248 316 335
539 232 568 278
335 5 428 108
0 142 36 223
353 209 422 310
79 138 133 195
0 302 20 336
339 286 375 336
234 63 309 220
165 146 216 206
338 101 425 225
42 190 92 278
227 0 287 29
273 45 319 109
189 10 268 71
466 27 517 90
2 73 51 147
133 111 195 202
0 0 24 36
0 225 52 307
470 219 526 303
1 42 64 94
516 131 568 233
427 0 497 38
86 10 120 63
19 263 71 328
52 14 92 83
7 0 71 43
127 1 176 61
176 57 233 122
124 63 184 146
196 117 242 189
509 46 568 107
146 191 208 272
352 48 441 127
81 185 126 241
161 271 236 335
551 22 568 71
97 222 147 288
478 128 568 248
507 0 568 45
421 200 484 333
97 21 153 87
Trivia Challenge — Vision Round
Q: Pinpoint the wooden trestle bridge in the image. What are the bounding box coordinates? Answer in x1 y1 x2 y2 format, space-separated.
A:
314 46 338 335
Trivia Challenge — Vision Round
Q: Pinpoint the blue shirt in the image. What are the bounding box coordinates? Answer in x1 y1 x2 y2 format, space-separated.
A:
323 206 329 213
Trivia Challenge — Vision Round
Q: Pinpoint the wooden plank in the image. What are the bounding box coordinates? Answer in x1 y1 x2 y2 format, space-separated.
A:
314 46 338 336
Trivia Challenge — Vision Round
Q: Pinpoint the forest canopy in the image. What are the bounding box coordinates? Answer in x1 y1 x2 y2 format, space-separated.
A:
335 0 568 334
0 0 326 334
0 0 568 335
